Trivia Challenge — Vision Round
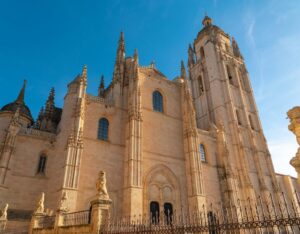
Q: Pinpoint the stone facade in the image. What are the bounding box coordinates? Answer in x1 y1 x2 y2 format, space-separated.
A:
0 16 298 232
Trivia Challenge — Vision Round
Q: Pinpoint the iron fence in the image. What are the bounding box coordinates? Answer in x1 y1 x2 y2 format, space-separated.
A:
103 192 300 233
62 209 90 226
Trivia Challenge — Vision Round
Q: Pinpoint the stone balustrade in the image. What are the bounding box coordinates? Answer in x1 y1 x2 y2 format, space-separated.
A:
86 94 114 107
19 128 56 141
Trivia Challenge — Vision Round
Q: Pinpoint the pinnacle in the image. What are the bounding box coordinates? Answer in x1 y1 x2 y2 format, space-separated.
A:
15 80 27 104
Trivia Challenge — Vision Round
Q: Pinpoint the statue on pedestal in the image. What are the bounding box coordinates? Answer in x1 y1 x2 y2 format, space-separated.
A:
96 171 109 200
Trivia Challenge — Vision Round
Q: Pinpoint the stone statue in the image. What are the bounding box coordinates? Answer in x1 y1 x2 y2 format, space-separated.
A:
96 171 109 199
0 204 8 220
58 192 69 212
35 192 45 214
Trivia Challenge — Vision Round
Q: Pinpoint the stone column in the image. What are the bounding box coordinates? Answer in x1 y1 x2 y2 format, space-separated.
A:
90 171 112 234
288 106 300 182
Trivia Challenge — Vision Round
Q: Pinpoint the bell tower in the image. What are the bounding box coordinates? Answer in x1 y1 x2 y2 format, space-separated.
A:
188 16 280 206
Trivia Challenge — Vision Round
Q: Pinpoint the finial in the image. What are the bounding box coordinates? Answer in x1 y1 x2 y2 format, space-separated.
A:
117 31 125 53
202 15 212 27
188 44 195 67
150 60 156 68
181 60 187 79
120 31 124 42
134 49 139 63
98 75 105 97
81 65 87 79
100 75 104 87
15 80 27 104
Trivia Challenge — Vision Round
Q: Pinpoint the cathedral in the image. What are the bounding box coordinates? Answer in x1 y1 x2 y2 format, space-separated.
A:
0 15 299 229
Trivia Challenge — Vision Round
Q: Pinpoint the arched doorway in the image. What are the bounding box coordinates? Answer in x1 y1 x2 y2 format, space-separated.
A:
144 165 181 224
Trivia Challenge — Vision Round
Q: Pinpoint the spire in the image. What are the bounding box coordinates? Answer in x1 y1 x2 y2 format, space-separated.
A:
44 87 55 119
81 65 87 80
15 80 27 104
133 49 139 64
98 75 105 97
113 32 126 83
181 60 187 79
188 44 195 68
118 32 125 54
116 31 125 63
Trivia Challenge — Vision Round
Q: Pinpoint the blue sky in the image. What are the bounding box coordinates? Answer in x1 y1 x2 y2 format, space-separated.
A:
0 0 299 176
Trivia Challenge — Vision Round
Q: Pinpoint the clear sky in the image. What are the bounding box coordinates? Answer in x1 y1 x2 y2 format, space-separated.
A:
0 0 299 177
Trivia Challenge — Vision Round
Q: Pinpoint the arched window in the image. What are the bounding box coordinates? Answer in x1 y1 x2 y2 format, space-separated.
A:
98 118 109 140
153 91 163 113
37 155 47 174
199 144 206 162
150 201 160 224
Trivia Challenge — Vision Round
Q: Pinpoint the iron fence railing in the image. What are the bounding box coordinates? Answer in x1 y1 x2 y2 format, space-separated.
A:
62 210 90 226
103 192 300 234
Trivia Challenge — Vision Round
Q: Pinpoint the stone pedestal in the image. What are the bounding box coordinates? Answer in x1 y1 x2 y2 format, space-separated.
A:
90 196 112 234
28 212 45 234
0 218 7 232
287 106 300 182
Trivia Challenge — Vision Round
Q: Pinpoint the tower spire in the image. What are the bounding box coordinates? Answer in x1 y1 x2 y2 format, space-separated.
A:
44 87 55 119
81 65 87 80
181 60 187 79
98 75 105 97
15 80 27 104
113 32 126 83
134 49 139 64
188 44 195 68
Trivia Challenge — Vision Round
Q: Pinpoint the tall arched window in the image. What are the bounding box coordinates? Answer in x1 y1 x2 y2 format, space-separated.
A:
153 91 163 113
98 118 109 140
199 144 206 162
37 155 47 174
